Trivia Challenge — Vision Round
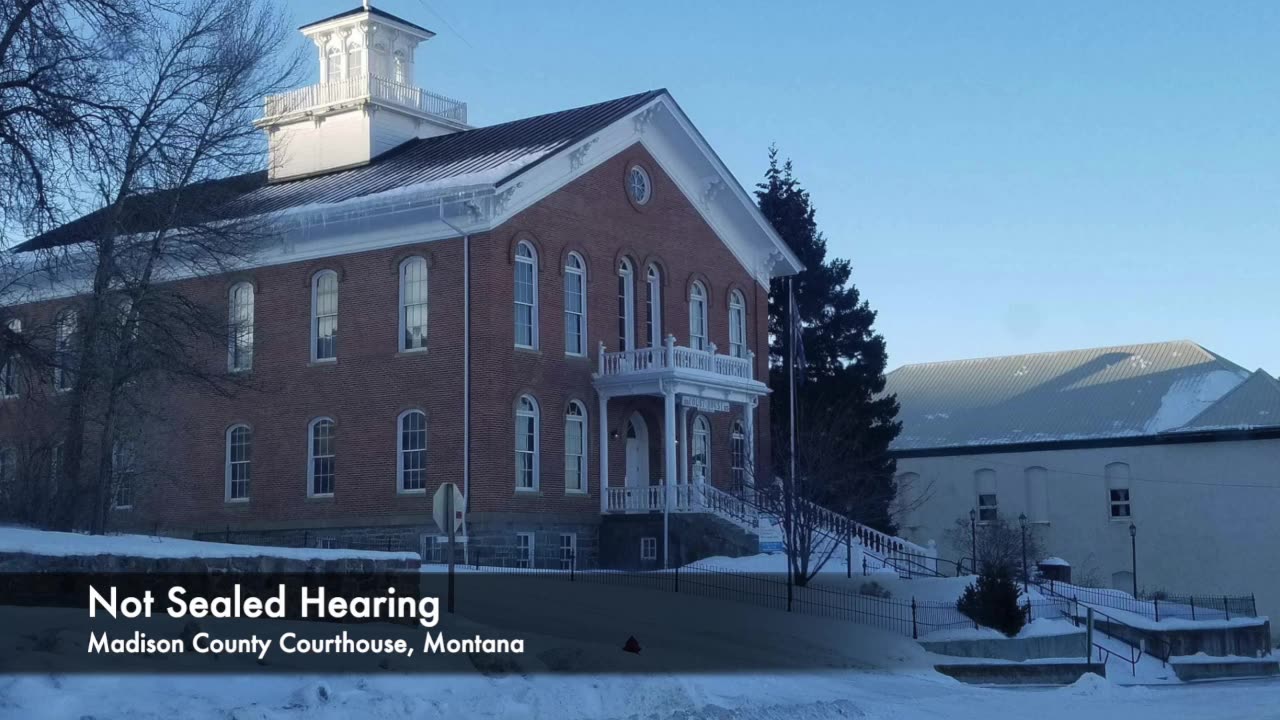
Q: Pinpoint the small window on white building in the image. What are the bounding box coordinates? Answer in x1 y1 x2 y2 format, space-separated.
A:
617 258 635 351
1025 466 1048 523
689 281 708 351
308 418 336 497
728 289 747 359
640 536 657 561
975 468 997 523
516 532 534 569
645 264 662 348
393 50 407 84
514 242 538 349
346 43 363 80
225 425 251 502
399 257 428 351
564 253 586 356
1106 462 1131 519
398 410 427 492
228 282 254 372
325 46 342 84
2 318 21 397
515 395 540 491
311 270 338 362
564 401 587 493
559 533 576 570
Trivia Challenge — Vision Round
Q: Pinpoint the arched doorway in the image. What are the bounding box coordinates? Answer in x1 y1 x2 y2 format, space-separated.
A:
624 413 649 488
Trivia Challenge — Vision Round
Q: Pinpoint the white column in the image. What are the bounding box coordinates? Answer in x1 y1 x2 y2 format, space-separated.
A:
598 393 609 513
663 384 677 569
743 399 756 497
679 407 690 486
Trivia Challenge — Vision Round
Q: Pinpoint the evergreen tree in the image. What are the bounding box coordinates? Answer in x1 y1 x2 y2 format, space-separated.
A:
756 146 901 532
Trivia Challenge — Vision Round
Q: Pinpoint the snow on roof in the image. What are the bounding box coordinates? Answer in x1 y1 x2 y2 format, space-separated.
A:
1172 369 1280 433
885 340 1254 451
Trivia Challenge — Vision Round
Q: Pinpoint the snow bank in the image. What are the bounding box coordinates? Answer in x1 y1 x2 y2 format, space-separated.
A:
0 525 418 562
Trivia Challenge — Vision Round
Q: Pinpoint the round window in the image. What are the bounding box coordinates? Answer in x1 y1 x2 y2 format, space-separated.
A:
627 165 651 205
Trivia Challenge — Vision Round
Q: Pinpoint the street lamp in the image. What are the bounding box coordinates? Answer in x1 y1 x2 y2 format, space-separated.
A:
1129 522 1138 597
969 508 977 575
1019 513 1028 595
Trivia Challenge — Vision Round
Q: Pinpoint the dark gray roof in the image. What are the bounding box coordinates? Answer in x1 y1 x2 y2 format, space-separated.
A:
1175 370 1280 432
301 6 433 35
885 340 1252 451
13 90 664 252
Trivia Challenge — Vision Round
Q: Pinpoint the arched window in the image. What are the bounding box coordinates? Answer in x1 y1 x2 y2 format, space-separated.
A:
689 281 708 351
2 318 21 398
1105 462 1131 519
228 282 254 372
398 410 427 492
393 50 407 84
730 421 747 492
311 270 338 362
728 289 747 359
399 257 428 351
692 416 711 483
564 253 586 356
617 258 634 351
326 46 342 84
1025 466 1048 523
225 425 251 502
515 395 540 490
514 241 538 349
308 418 336 497
564 401 587 493
346 42 363 80
54 308 77 391
975 468 997 523
645 264 662 348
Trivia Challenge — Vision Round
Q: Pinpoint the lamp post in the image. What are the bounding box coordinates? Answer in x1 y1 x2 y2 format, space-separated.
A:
1019 513 1028 595
969 508 977 575
1129 522 1138 597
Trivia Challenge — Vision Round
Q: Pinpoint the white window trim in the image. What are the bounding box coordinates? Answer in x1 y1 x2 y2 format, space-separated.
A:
307 417 336 498
224 424 251 503
628 165 652 205
730 420 747 490
559 533 577 570
515 395 541 491
646 264 662 348
310 270 338 363
564 252 587 357
617 258 635 351
728 289 746 359
1106 462 1132 520
227 282 254 373
516 532 535 569
640 536 657 561
514 241 539 349
398 257 428 353
689 281 708 351
564 400 588 495
692 415 711 484
397 409 428 494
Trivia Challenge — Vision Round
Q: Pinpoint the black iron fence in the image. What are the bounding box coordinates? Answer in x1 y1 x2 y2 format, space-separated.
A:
1037 578 1257 622
422 552 1076 641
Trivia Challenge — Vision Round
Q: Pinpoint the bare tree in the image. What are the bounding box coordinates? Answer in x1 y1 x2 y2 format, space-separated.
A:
11 0 302 532
944 512 1044 579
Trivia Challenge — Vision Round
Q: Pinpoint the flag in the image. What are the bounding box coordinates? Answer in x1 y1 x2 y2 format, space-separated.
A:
790 285 806 386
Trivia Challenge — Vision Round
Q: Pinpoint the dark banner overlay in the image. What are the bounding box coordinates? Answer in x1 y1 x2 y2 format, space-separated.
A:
0 570 876 674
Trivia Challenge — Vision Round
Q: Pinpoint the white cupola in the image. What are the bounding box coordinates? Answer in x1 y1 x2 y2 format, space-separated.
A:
256 1 468 182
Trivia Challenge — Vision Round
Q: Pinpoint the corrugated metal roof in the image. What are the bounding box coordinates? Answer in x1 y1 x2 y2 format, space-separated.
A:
1175 370 1280 432
885 340 1251 451
14 89 664 252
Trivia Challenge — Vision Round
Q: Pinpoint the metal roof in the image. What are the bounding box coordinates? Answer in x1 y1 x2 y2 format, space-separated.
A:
13 89 664 253
884 340 1252 451
1174 370 1280 433
300 6 434 35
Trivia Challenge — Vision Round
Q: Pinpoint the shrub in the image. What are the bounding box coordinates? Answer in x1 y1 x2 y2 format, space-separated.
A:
956 565 1026 637
859 581 891 599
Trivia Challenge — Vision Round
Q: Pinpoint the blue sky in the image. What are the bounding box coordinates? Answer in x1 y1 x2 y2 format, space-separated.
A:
300 1 1280 371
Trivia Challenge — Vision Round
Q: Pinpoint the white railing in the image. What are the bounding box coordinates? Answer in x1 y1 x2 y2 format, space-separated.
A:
597 336 754 381
606 482 699 513
263 75 467 124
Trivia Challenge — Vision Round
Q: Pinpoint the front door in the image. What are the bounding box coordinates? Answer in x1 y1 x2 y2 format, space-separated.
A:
624 414 649 510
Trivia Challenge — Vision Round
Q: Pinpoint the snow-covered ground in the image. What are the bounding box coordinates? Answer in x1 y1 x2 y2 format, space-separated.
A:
0 525 418 562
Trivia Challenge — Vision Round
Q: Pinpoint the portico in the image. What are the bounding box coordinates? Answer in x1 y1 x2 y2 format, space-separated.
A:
594 336 768 519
